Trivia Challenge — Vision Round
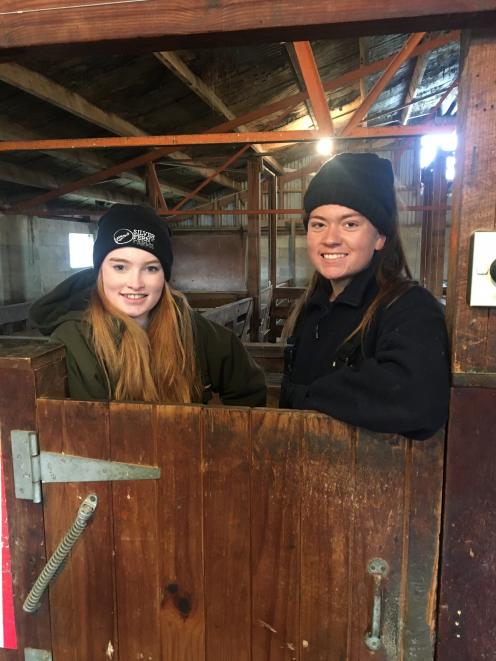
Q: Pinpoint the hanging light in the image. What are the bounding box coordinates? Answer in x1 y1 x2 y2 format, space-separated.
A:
316 137 333 156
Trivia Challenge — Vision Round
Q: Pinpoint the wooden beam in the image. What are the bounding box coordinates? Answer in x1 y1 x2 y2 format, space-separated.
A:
401 52 429 125
0 130 325 152
247 159 262 341
205 31 459 136
172 144 251 212
6 30 452 213
292 41 334 135
358 37 369 104
154 51 284 173
0 123 456 155
0 2 490 55
0 63 241 191
145 163 167 210
0 160 145 206
427 79 458 120
0 116 205 201
342 32 426 135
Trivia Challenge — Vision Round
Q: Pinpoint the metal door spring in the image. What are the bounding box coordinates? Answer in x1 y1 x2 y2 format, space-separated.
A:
23 494 98 613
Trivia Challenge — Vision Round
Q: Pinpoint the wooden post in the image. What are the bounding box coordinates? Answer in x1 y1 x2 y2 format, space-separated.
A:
0 338 66 660
437 29 496 661
420 150 448 298
247 158 261 341
268 174 278 290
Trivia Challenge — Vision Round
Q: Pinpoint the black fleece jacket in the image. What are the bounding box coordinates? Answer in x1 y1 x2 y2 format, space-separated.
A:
279 263 450 439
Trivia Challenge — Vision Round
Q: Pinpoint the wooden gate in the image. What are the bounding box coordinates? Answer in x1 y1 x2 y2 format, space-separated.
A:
0 341 444 660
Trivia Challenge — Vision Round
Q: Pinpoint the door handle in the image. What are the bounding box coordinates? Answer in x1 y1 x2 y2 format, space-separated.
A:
364 557 389 652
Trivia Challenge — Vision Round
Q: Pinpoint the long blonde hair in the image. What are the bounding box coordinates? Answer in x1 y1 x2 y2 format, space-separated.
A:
86 274 203 403
282 214 413 344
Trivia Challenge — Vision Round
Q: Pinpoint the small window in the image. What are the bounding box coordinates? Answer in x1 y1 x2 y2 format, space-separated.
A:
69 233 94 269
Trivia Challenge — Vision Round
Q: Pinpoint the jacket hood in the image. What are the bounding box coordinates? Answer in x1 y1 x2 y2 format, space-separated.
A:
29 268 96 335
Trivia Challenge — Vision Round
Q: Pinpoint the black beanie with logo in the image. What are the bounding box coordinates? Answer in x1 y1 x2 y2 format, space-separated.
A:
303 152 396 236
93 204 173 280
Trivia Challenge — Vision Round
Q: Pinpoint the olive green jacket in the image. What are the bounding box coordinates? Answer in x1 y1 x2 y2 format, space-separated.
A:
30 269 266 407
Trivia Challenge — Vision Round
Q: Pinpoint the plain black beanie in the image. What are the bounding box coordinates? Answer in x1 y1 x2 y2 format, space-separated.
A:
93 204 173 280
303 153 396 236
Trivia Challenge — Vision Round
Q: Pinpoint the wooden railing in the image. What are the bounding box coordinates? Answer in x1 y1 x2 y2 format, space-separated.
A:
269 286 305 340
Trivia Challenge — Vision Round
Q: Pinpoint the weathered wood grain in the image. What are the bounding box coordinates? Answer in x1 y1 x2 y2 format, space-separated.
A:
437 388 496 661
110 402 161 661
0 341 65 661
300 415 355 661
349 431 407 661
156 404 205 661
403 432 444 660
251 409 301 660
38 399 115 660
0 1 494 55
203 407 251 661
447 31 496 373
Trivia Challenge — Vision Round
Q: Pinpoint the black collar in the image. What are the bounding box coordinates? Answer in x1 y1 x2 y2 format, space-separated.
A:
308 254 380 310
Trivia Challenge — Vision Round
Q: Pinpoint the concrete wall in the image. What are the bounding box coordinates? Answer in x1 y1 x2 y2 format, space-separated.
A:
0 213 96 305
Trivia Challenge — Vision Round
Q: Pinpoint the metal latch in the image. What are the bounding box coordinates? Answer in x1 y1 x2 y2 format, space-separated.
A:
11 430 160 503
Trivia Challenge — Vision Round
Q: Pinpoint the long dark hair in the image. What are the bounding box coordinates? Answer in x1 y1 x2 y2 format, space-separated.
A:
282 210 413 343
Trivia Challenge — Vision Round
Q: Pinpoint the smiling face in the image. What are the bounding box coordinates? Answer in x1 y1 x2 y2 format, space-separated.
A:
100 247 165 326
306 204 386 299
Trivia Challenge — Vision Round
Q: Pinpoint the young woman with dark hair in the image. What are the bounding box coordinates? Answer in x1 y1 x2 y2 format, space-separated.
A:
280 152 450 439
30 204 266 406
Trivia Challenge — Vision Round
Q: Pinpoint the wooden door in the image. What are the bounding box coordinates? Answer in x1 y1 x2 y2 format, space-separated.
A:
29 399 443 660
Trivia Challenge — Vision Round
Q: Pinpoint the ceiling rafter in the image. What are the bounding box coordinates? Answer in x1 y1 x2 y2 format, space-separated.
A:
0 160 144 206
145 163 168 210
401 51 430 125
0 62 241 191
172 144 251 212
197 31 458 137
358 38 369 104
341 32 427 136
154 50 284 174
0 117 208 202
292 41 334 135
284 43 317 128
427 79 459 120
0 30 458 216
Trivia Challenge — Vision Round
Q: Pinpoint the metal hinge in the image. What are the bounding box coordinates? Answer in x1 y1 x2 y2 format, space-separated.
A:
11 429 160 503
25 649 52 661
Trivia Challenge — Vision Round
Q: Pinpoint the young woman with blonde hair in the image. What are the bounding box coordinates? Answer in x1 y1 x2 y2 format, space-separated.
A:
31 204 266 406
280 152 450 439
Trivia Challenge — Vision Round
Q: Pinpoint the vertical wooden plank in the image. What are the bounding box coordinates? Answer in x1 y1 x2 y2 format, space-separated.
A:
110 402 160 661
203 407 251 661
437 388 496 661
248 158 262 341
446 30 496 373
0 370 51 661
348 431 408 661
251 409 301 660
403 432 444 660
156 404 205 661
0 343 65 661
420 151 448 298
300 415 355 660
269 175 278 289
38 398 116 660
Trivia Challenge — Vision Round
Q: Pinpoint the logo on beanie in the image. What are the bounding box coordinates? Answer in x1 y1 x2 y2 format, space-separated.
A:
113 228 155 249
